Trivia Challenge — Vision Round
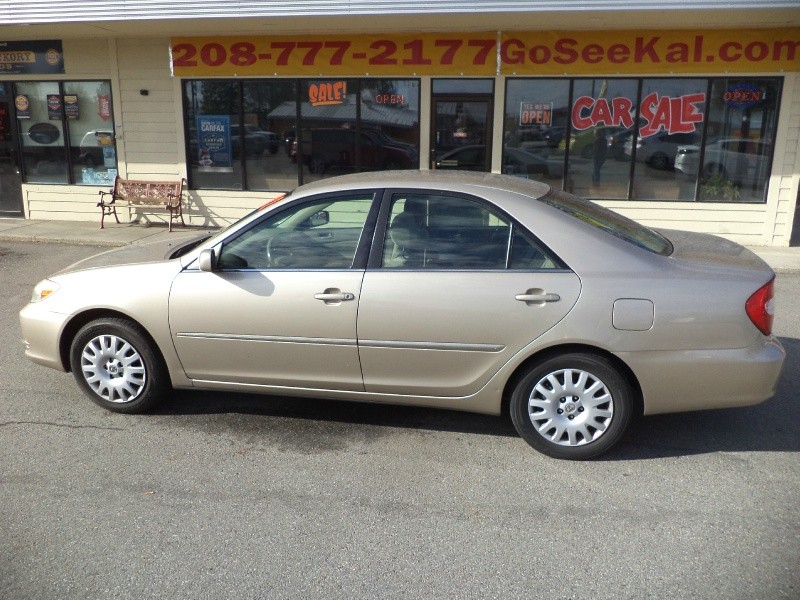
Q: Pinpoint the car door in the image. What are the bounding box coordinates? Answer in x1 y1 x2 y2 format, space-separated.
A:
357 191 581 397
169 193 376 391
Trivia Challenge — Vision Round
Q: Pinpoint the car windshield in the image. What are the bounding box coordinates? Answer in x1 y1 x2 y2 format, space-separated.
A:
539 189 673 256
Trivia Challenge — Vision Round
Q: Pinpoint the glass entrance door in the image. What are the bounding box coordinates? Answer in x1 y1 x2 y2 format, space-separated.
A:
431 97 493 172
0 88 24 216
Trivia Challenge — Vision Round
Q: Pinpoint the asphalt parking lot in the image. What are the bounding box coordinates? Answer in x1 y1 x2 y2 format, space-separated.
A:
1 239 798 599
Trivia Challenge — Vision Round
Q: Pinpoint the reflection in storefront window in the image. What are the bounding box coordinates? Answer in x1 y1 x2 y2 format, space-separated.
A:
631 79 705 201
244 80 296 191
16 82 68 184
184 79 419 190
13 80 116 186
680 78 780 203
296 79 359 183
65 81 117 186
567 79 638 200
502 79 569 184
503 76 781 204
184 80 241 190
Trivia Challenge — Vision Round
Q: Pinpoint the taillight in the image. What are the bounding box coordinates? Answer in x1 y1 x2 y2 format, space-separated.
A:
746 278 775 335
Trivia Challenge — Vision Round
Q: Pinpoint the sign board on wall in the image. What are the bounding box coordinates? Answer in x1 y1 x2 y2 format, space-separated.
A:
499 29 799 75
171 29 799 77
171 33 498 77
0 40 64 74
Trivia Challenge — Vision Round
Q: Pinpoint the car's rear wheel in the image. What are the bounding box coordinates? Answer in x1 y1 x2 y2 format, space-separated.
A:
649 152 669 170
70 318 169 413
510 353 633 460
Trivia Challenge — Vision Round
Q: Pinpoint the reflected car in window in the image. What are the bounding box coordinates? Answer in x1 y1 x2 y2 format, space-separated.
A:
20 171 785 460
674 138 773 187
290 128 417 174
502 147 564 179
624 131 700 170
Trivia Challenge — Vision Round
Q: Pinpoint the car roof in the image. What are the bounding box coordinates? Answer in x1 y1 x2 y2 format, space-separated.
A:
290 170 552 200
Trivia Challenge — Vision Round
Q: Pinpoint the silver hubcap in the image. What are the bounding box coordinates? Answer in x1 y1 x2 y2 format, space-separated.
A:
528 368 614 447
80 334 146 403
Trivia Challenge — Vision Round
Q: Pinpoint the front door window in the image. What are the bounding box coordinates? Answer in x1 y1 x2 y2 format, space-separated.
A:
431 79 493 172
0 93 23 216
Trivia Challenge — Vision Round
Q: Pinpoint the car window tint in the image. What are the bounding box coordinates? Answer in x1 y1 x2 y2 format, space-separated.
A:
218 194 374 269
382 193 560 270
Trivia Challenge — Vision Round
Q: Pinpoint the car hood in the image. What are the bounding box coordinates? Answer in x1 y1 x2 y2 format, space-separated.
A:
56 231 213 274
661 229 772 274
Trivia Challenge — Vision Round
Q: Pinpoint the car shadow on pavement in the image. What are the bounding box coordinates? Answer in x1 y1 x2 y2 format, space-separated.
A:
151 336 799 461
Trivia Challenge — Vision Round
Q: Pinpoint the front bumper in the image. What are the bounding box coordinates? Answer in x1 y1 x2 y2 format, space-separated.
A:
19 303 69 372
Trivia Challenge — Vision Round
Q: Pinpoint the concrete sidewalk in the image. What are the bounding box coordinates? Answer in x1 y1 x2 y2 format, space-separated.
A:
1 216 799 273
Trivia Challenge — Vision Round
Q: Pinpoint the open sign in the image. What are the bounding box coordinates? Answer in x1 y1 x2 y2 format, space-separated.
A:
519 102 552 126
723 84 764 109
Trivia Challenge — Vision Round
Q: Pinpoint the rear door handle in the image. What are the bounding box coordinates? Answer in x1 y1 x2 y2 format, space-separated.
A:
515 290 561 305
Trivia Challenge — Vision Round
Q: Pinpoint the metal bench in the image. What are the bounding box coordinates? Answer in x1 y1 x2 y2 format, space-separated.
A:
98 176 186 232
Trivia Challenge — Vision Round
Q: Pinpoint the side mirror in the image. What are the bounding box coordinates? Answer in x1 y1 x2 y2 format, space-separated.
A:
198 248 217 272
308 210 329 227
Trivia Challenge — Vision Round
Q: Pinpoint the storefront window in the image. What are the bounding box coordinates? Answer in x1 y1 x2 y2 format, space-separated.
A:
243 80 297 191
684 78 780 203
183 78 420 191
503 76 781 204
631 79 705 201
568 79 638 199
502 79 569 185
184 80 241 190
13 80 116 186
297 79 359 183
64 81 116 185
360 80 420 173
16 82 68 184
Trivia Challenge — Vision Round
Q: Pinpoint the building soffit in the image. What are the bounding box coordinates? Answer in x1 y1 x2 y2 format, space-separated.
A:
0 2 799 40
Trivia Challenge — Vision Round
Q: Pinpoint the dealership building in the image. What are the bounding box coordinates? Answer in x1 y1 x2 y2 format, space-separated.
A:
0 1 798 246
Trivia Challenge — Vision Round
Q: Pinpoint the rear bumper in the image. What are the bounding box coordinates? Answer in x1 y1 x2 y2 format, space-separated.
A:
618 336 786 415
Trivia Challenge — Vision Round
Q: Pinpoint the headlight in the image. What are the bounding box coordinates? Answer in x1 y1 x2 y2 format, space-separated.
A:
31 279 60 303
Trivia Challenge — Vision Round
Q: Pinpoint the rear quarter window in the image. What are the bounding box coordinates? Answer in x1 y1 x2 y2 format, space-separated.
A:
538 189 673 256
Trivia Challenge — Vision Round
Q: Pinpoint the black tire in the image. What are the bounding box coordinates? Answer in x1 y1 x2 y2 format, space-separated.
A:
650 152 669 170
69 318 170 414
509 353 633 460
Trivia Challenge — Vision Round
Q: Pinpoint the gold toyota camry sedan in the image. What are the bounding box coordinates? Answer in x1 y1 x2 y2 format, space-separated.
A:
20 171 785 460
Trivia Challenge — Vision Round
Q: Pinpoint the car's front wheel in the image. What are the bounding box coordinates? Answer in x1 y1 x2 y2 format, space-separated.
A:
510 353 633 460
70 318 170 413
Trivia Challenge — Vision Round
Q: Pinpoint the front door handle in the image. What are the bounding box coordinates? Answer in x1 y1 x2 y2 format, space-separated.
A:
515 289 561 306
314 288 355 304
